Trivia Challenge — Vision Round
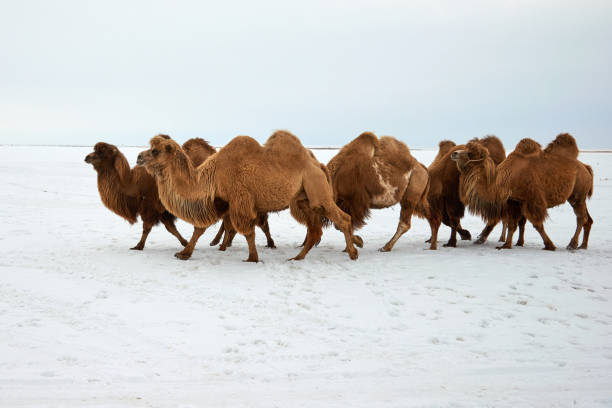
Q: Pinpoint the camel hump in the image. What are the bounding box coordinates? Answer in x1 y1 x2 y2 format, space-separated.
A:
437 140 456 154
514 138 542 156
182 138 217 167
378 136 415 169
475 135 506 164
354 132 379 149
544 133 579 159
183 138 216 154
265 130 303 149
224 135 261 151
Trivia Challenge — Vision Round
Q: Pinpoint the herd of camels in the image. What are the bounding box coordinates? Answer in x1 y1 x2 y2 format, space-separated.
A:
84 131 593 262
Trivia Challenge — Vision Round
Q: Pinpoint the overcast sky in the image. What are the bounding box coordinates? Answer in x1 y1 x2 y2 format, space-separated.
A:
1 0 610 148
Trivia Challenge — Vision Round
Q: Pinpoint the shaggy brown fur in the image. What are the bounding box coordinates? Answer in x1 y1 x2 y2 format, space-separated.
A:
325 132 431 251
182 138 276 254
452 133 593 250
137 131 358 262
85 142 188 250
451 138 525 246
424 136 507 249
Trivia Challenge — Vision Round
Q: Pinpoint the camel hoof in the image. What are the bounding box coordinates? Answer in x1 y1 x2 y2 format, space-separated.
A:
130 246 144 251
543 246 556 251
474 239 485 245
288 256 304 261
348 251 358 260
174 251 192 260
566 242 578 250
496 244 511 250
266 243 277 249
460 234 471 241
353 235 364 248
243 258 259 263
515 241 524 247
218 246 227 251
443 242 457 248
209 240 220 247
578 244 588 250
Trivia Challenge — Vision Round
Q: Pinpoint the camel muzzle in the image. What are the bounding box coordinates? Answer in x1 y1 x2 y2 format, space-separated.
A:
84 153 94 163
136 152 146 165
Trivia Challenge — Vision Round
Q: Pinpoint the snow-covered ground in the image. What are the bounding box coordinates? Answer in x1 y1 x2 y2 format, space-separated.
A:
1 145 611 407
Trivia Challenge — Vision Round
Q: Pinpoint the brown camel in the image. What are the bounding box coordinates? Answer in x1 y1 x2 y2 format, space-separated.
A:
450 138 526 247
137 131 358 262
85 142 188 250
182 137 277 254
324 132 431 252
425 136 507 249
451 133 593 250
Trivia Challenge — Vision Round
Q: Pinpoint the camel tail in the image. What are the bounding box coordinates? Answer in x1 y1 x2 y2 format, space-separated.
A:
585 164 594 199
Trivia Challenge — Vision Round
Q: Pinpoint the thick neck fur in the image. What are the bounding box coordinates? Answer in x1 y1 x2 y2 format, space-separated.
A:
459 157 505 221
95 159 139 224
154 149 219 228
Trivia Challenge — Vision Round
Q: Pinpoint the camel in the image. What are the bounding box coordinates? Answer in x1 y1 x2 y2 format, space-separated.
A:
85 142 188 250
182 137 277 254
425 136 507 249
324 132 431 252
451 133 593 250
137 131 358 262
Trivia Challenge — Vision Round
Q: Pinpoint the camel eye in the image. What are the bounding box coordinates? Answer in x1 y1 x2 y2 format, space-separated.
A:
152 149 160 157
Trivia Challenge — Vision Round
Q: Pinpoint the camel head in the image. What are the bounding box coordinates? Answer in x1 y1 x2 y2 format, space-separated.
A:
451 141 497 185
85 142 120 171
137 134 183 176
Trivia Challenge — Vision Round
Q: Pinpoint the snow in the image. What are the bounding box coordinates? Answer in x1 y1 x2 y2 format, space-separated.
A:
1 145 611 407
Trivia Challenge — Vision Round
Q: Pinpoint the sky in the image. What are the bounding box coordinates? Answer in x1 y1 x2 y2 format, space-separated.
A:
1 0 610 148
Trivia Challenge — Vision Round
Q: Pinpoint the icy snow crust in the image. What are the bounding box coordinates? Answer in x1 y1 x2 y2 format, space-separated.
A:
1 146 611 407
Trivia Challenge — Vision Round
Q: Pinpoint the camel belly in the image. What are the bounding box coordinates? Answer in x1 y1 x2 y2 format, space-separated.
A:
370 169 411 209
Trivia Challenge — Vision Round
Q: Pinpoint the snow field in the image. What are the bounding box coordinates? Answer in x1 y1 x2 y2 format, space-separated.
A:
0 145 611 407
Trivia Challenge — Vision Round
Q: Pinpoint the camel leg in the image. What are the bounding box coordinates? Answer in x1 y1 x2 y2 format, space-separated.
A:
498 223 507 242
532 223 556 251
290 214 323 261
301 171 357 260
243 230 259 262
380 201 415 252
497 201 521 250
427 216 441 250
209 221 225 246
457 221 471 241
515 217 526 246
443 223 459 247
579 208 593 249
161 217 188 247
497 218 517 250
220 228 237 251
131 221 153 250
257 215 276 249
475 220 498 245
175 227 206 260
567 200 591 250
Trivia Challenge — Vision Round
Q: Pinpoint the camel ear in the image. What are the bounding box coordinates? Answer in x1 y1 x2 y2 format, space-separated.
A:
165 144 175 154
